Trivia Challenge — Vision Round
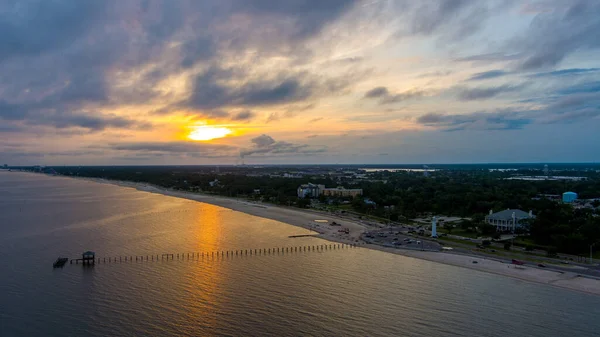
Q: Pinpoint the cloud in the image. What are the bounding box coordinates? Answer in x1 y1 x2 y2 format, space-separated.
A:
556 81 600 95
365 87 389 98
392 0 498 41
364 86 425 104
108 141 236 158
513 1 600 70
186 67 355 111
466 70 508 81
454 53 521 63
529 68 600 78
231 110 256 121
456 85 522 101
0 100 151 132
418 89 600 131
240 134 326 158
250 134 276 148
264 104 315 123
0 124 25 133
309 117 323 123
416 70 453 78
416 110 533 131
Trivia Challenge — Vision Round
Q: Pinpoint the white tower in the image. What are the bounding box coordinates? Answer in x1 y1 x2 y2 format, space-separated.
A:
512 211 516 233
431 216 437 237
543 164 549 176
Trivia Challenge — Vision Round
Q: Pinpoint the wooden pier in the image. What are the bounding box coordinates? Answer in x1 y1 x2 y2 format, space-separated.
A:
65 243 360 266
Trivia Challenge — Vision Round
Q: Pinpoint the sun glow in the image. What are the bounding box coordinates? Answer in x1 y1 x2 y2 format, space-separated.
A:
188 125 232 141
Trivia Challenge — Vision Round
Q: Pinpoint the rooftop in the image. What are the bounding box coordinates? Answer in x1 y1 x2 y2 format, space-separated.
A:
487 209 532 220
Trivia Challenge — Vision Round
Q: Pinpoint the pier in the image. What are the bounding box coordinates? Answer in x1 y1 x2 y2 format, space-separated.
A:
64 243 359 266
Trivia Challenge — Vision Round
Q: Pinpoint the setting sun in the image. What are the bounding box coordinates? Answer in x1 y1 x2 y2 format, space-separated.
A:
188 125 232 141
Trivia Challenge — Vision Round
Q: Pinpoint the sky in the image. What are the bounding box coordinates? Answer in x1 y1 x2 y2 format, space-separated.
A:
1 0 600 165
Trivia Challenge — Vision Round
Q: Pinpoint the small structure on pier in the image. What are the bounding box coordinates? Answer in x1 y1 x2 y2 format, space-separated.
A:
80 251 95 264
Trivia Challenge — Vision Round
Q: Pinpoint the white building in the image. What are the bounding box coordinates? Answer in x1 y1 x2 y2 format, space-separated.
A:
485 209 534 232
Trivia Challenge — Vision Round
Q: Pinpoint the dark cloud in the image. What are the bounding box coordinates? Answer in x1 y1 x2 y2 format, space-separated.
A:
416 70 453 78
364 86 425 104
0 0 360 135
241 134 326 158
309 117 323 123
557 81 600 95
466 70 508 81
529 68 600 78
250 134 276 148
264 104 316 123
456 85 521 101
231 110 256 121
109 141 236 157
416 110 532 131
44 112 152 131
514 1 600 70
365 87 389 98
454 53 521 63
418 88 600 131
0 99 150 132
0 124 25 133
187 67 350 110
409 0 474 35
390 0 516 42
541 92 600 124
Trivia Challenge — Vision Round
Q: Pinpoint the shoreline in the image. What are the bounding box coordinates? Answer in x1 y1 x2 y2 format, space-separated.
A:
18 172 600 296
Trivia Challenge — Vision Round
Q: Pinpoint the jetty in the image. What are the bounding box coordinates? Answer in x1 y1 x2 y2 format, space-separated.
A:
53 257 68 268
60 243 360 267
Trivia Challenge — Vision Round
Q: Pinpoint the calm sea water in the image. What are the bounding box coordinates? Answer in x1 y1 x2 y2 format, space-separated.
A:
1 172 599 337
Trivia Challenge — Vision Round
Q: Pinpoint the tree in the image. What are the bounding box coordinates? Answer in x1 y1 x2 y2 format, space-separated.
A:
504 242 512 251
459 219 473 231
443 223 454 234
479 223 497 236
297 198 311 208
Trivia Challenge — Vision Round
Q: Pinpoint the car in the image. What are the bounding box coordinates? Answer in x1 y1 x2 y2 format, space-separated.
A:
403 238 410 242
393 242 402 246
538 263 546 268
392 238 398 241
416 241 421 244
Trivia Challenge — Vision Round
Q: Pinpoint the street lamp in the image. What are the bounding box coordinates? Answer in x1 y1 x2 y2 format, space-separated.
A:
591 242 599 265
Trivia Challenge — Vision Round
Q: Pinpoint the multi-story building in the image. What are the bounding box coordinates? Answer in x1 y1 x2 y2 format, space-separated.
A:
297 183 324 198
321 187 363 198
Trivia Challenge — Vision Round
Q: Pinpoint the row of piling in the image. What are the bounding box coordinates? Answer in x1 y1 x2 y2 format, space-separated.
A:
70 243 358 264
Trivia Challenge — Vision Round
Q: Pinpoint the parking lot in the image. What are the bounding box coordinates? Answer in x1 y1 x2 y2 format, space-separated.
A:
361 228 442 251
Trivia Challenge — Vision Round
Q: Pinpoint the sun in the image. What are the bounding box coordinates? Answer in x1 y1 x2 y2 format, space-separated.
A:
188 125 232 141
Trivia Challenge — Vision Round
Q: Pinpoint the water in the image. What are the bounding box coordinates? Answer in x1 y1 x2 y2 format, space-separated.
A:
1 172 599 337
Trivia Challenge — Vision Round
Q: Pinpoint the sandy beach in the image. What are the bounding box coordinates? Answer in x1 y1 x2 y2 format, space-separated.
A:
78 177 600 296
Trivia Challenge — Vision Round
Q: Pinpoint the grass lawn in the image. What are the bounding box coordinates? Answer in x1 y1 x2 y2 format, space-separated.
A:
437 227 479 239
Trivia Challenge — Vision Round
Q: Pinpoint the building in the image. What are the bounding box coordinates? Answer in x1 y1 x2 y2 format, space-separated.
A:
297 183 324 198
322 187 363 198
485 209 534 232
562 191 578 203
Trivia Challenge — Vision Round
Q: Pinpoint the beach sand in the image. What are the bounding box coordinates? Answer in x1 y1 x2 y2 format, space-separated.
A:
80 177 600 296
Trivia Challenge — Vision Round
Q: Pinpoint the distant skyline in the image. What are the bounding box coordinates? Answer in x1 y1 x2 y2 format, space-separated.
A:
1 0 600 165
